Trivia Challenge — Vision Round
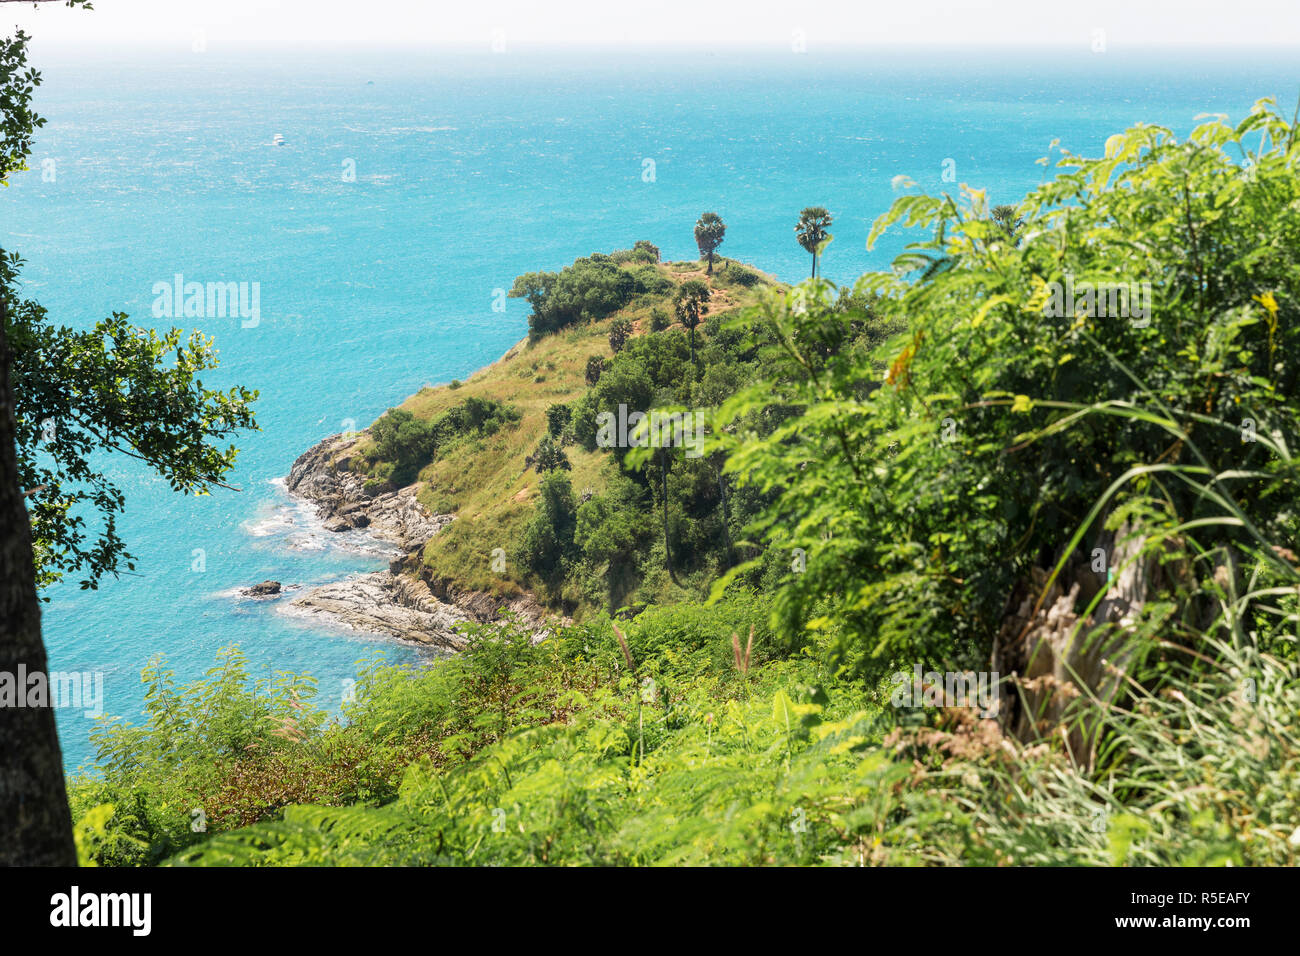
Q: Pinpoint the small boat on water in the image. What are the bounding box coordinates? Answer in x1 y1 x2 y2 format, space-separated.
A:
272 133 285 146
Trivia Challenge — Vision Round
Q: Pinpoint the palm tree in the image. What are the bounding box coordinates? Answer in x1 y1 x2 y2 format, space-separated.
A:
694 212 726 274
795 206 833 278
674 280 709 367
990 204 1025 244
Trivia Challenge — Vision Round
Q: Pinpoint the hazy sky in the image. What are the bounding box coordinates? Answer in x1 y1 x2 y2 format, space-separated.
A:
6 0 1300 50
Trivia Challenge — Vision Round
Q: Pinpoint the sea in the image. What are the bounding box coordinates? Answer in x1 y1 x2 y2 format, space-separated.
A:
4 43 1297 771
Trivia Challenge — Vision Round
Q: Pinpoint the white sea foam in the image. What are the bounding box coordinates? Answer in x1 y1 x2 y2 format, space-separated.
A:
241 510 295 537
244 477 399 559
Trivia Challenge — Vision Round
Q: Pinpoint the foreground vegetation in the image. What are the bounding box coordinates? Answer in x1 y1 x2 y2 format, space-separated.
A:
70 594 1298 866
67 100 1300 867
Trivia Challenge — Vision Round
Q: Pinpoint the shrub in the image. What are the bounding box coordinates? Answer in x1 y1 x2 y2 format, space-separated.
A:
628 263 675 299
530 436 571 474
611 240 660 264
371 398 519 485
723 264 760 287
518 471 578 587
371 409 439 485
573 474 651 608
511 253 637 339
439 395 518 437
545 403 571 440
634 240 660 262
608 317 633 353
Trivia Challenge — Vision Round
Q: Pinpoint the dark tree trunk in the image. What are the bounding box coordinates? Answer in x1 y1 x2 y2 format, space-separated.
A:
659 449 680 585
0 295 77 866
715 459 733 564
706 251 713 275
810 254 817 279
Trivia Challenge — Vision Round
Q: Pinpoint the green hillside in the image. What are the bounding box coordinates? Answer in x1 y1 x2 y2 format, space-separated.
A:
347 247 788 610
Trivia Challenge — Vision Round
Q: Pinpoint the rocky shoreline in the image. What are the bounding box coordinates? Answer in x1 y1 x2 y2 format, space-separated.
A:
279 431 555 651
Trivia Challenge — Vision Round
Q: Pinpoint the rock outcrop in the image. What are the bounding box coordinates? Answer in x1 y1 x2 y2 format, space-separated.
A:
286 433 452 551
424 575 553 630
284 430 558 648
288 571 469 651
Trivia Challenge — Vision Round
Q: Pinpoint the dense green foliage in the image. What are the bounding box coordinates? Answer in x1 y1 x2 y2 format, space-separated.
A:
371 396 518 485
717 262 762 289
510 251 674 339
544 402 570 439
611 240 661 264
717 102 1300 683
518 471 578 589
497 249 903 615
544 316 785 609
528 435 570 474
70 590 1299 866
73 597 887 866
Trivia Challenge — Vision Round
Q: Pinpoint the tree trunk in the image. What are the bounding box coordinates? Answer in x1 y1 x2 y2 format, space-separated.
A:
715 459 733 564
706 251 713 275
992 520 1175 767
660 450 680 585
0 295 78 866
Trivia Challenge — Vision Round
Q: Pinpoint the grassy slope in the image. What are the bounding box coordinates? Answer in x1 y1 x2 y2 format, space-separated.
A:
351 257 781 601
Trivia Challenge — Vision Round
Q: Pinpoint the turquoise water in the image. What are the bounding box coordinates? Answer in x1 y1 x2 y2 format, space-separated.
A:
5 45 1297 771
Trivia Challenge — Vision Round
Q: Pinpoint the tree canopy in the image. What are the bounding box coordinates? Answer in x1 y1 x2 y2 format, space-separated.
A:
694 212 726 274
509 253 672 339
794 206 833 278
